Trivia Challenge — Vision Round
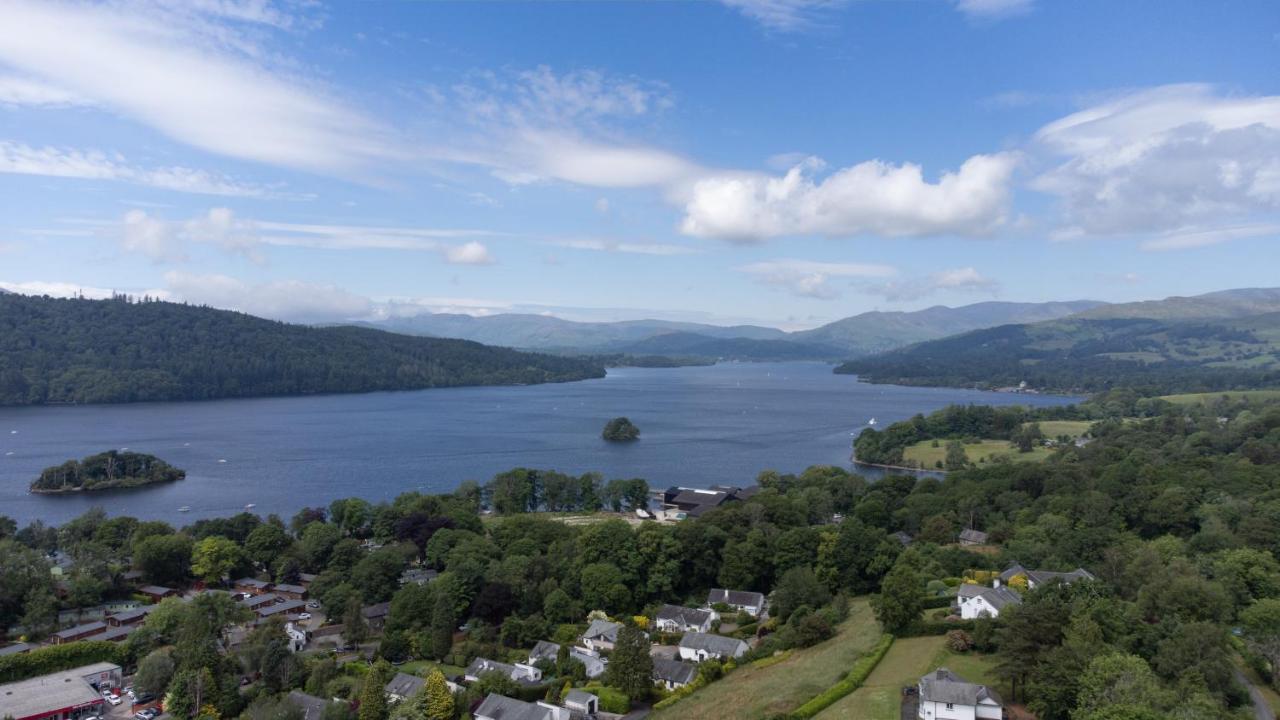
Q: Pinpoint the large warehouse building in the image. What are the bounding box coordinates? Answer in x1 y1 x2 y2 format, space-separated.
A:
0 662 121 720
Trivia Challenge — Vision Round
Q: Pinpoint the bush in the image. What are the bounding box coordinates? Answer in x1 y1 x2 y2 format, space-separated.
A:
582 683 630 713
903 619 977 637
0 641 126 682
788 634 894 718
945 630 973 652
921 595 954 610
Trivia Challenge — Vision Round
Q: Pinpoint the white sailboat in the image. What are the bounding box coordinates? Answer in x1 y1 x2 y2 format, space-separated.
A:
868 418 877 426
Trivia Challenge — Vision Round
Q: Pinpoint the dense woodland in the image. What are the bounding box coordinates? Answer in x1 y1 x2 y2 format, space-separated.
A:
837 317 1280 393
3 392 1280 718
30 450 185 493
0 295 605 406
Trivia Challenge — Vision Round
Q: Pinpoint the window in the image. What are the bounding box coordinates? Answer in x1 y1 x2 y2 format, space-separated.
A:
945 703 954 710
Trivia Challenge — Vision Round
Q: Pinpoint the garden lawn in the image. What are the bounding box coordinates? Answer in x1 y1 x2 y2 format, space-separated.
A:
1159 390 1280 405
815 636 945 719
902 439 1054 469
396 660 466 678
1033 420 1093 438
649 598 881 720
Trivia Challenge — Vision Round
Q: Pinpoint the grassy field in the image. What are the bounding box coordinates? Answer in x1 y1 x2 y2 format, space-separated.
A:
816 639 1003 720
650 599 881 720
1034 420 1093 438
1159 390 1280 405
395 660 466 677
902 439 1054 469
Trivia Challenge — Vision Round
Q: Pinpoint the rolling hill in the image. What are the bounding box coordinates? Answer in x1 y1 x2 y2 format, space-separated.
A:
0 294 605 406
1072 287 1280 321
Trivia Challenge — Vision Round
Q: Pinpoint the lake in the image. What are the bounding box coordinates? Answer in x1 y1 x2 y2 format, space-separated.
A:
0 362 1081 526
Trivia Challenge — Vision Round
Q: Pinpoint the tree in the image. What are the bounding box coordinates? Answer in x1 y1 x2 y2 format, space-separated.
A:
430 593 455 661
422 669 453 720
19 587 58 640
1242 598 1280 687
244 523 293 568
602 417 640 442
944 440 969 471
771 566 830 623
133 534 193 586
605 625 653 701
343 595 369 649
579 562 629 613
135 649 176 697
191 536 244 584
1073 654 1166 717
358 662 391 720
872 559 922 634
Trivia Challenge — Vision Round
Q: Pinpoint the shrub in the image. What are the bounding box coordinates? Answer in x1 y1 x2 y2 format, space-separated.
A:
0 641 126 683
903 619 978 637
921 595 954 610
788 634 894 718
945 630 973 652
582 683 630 713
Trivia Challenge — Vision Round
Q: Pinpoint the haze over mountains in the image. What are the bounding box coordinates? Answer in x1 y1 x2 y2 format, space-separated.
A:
363 300 1108 360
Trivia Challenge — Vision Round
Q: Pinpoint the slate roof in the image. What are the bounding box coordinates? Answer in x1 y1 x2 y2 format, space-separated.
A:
564 689 596 706
581 619 621 643
286 691 335 720
960 585 1023 611
528 640 560 662
138 585 174 596
99 625 136 642
258 599 306 617
473 693 554 720
362 602 391 620
241 593 278 608
707 588 764 608
891 531 914 546
52 621 106 640
652 658 698 686
526 641 604 677
919 668 1002 707
679 632 747 657
656 604 712 628
384 672 424 699
108 605 154 624
235 577 272 589
998 563 1095 586
400 568 438 585
0 643 30 657
958 529 989 544
274 583 307 595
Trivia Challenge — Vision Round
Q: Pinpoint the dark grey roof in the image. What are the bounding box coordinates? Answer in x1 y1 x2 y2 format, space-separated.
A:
473 693 554 720
274 583 306 595
670 488 731 507
52 621 106 639
286 691 335 720
235 577 271 588
997 563 1028 582
652 658 698 685
999 563 1095 586
258 599 306 616
384 672 424 698
109 605 154 623
564 690 595 705
656 604 712 628
707 588 764 608
528 640 560 661
964 586 1022 611
138 585 174 595
958 529 989 543
582 619 621 643
401 568 438 585
362 602 391 619
466 657 516 679
891 531 913 546
919 668 1002 707
0 643 30 656
99 625 136 642
679 632 747 657
241 593 278 607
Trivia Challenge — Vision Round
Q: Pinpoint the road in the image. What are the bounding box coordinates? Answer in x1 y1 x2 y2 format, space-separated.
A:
1235 669 1276 720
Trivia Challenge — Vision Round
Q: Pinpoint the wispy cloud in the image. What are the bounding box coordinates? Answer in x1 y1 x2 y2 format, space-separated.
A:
737 258 897 300
0 141 299 198
718 0 844 32
547 238 700 256
1140 223 1280 252
0 74 90 107
862 266 999 302
953 0 1034 21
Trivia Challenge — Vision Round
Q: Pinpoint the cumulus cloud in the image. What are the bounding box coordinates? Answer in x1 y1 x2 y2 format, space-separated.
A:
163 271 374 323
116 209 500 265
953 0 1034 20
681 154 1019 242
1033 84 1280 236
737 258 897 300
0 1 393 175
0 141 294 197
862 266 999 302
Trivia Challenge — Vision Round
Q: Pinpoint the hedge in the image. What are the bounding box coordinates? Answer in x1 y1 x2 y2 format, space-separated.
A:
0 641 126 683
786 634 894 719
921 595 954 610
580 683 630 713
903 619 977 637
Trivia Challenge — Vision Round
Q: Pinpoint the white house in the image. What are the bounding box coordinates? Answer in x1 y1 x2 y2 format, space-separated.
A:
917 668 1002 720
994 563 1095 590
473 693 568 720
580 619 623 652
563 690 598 716
464 658 542 685
284 622 308 653
678 632 748 662
705 588 766 618
955 584 1022 620
655 604 714 633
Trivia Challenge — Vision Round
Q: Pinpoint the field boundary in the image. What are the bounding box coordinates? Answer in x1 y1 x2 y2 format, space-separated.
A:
788 633 895 719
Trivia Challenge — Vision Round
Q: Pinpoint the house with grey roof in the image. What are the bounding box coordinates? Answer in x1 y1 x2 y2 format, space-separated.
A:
563 690 597 716
526 641 605 678
579 619 623 652
892 531 914 546
464 658 542 685
473 693 569 720
955 584 1023 620
655 604 713 633
994 563 1095 590
362 602 391 631
652 658 699 690
678 632 748 662
917 668 1002 720
957 529 989 546
286 691 345 720
706 588 766 617
385 672 425 703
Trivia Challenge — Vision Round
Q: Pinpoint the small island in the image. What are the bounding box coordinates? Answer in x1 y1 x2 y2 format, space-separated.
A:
30 450 186 494
602 416 641 442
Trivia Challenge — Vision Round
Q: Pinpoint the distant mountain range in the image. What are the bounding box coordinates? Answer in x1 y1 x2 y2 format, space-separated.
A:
837 288 1280 393
361 299 1107 361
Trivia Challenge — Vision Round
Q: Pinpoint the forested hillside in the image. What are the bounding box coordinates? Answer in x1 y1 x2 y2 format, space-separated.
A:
0 295 605 405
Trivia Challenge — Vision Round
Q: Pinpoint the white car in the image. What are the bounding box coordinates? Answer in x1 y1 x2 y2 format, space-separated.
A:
298 612 312 620
106 695 122 706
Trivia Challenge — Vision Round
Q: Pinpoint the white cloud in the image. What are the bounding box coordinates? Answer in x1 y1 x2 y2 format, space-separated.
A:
719 0 842 31
1139 223 1280 252
1033 84 1280 235
0 1 392 175
737 258 897 300
548 238 700 256
0 141 292 197
114 209 500 265
0 280 124 299
0 74 89 107
954 0 1034 20
681 154 1019 242
163 271 373 323
862 266 999 302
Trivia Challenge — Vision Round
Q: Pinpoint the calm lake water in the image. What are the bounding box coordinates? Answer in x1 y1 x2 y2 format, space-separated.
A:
0 362 1081 526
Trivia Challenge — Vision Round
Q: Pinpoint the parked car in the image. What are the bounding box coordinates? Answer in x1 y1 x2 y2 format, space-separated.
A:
307 601 320 608
107 695 123 706
298 612 311 620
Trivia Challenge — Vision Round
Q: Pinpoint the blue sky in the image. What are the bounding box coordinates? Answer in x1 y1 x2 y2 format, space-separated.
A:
1 0 1278 329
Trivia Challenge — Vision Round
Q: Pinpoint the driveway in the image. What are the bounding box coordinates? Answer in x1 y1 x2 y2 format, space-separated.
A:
1235 669 1276 720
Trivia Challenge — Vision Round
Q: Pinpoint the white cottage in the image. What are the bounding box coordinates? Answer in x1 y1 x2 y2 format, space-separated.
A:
955 584 1022 620
917 668 1002 720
